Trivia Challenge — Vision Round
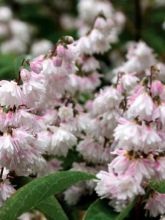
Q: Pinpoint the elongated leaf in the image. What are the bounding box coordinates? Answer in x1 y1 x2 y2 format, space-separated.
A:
37 196 68 220
0 171 94 220
83 199 118 220
149 180 165 194
84 199 136 220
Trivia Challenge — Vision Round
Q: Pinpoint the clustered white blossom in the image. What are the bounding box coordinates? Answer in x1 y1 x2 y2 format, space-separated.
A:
95 42 165 217
0 6 52 55
0 18 113 209
0 1 164 219
61 0 125 53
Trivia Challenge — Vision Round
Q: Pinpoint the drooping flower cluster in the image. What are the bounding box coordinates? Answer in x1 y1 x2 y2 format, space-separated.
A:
95 49 165 217
0 1 164 219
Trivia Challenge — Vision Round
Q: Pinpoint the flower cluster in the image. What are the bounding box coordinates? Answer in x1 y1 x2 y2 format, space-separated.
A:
95 44 165 217
0 6 52 55
0 1 164 219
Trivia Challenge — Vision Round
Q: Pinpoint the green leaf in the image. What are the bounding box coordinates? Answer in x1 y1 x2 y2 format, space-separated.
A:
84 199 136 220
149 180 165 194
83 199 118 220
0 171 94 220
37 196 68 220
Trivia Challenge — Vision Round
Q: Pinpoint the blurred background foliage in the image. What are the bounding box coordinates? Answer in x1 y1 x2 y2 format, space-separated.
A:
0 0 164 80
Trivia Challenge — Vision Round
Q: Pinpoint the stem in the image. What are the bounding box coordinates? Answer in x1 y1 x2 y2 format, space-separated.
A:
134 0 142 41
0 167 4 179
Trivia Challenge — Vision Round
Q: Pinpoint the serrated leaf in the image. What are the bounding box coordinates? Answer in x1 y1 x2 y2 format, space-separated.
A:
149 180 165 194
83 199 118 220
0 171 95 220
37 196 68 220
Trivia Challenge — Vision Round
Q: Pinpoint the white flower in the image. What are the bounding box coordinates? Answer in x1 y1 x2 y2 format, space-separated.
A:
9 20 32 43
0 6 12 22
128 92 154 119
81 57 100 72
0 38 27 54
58 106 74 122
21 69 46 108
145 193 165 217
0 129 45 175
77 137 103 163
64 185 84 205
114 118 141 147
37 130 51 152
140 124 161 152
153 104 165 128
119 74 139 92
108 150 155 182
50 127 77 156
96 171 144 201
0 180 15 207
92 87 122 115
31 39 53 56
155 156 165 179
0 81 24 107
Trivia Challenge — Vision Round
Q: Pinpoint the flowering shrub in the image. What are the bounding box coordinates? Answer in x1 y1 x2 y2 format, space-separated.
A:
0 0 164 220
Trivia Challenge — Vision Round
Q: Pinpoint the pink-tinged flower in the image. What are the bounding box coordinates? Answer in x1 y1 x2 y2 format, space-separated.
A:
0 180 15 207
118 73 139 93
114 119 161 152
77 137 103 163
15 109 42 132
0 81 24 107
140 124 161 152
50 127 77 156
145 193 165 217
115 42 156 74
92 87 122 115
80 56 100 72
40 110 58 126
37 130 52 152
114 118 141 147
153 103 165 127
0 111 15 132
151 80 164 97
108 150 155 182
155 156 165 179
96 171 144 201
67 73 100 93
21 70 46 108
128 91 154 119
99 110 121 139
78 114 101 138
76 36 91 55
89 29 110 54
30 55 44 74
0 128 45 175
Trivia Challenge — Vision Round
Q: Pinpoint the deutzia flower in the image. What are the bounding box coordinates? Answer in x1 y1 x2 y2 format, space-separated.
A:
96 171 144 201
0 180 15 207
145 193 165 217
0 81 24 107
50 127 77 156
92 87 122 115
0 128 45 175
128 91 154 119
